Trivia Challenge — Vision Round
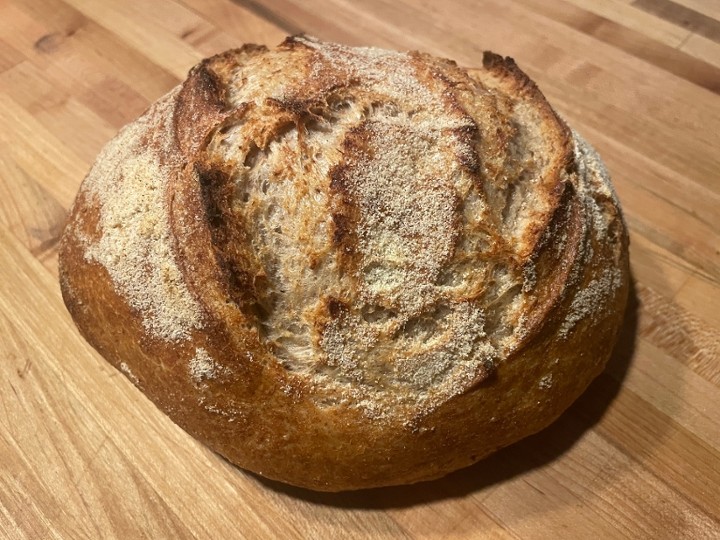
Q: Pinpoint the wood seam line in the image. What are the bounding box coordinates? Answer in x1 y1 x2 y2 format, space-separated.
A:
677 31 693 49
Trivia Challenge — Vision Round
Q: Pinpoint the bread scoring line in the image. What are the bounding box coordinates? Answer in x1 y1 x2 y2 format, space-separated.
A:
81 89 205 342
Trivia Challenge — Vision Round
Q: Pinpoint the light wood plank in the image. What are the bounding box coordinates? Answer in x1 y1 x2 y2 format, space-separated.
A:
388 499 515 540
675 276 720 333
0 61 117 163
565 0 691 47
13 0 180 100
0 37 24 72
682 32 720 70
177 0 287 46
0 93 87 207
58 0 204 78
0 2 153 128
673 0 720 21
588 378 720 522
0 155 66 259
476 361 720 538
482 422 718 539
628 232 693 296
636 282 720 391
608 331 720 449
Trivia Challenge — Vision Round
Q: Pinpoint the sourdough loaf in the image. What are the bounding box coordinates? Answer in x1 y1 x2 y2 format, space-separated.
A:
59 36 629 491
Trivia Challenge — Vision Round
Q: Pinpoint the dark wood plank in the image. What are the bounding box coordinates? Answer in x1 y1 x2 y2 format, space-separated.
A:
635 0 720 43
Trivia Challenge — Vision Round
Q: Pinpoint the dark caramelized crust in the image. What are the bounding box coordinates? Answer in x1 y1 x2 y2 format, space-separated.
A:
59 36 629 491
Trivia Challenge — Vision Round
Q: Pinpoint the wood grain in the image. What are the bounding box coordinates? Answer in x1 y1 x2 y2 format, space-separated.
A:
634 0 720 43
0 0 718 538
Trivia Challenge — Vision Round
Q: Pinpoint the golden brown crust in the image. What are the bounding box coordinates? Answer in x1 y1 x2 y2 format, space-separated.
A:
59 36 629 491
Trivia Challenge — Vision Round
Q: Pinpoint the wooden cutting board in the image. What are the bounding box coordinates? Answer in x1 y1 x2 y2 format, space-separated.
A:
1 0 718 538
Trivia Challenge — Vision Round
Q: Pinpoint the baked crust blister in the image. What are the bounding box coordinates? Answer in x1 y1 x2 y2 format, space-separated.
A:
59 36 629 491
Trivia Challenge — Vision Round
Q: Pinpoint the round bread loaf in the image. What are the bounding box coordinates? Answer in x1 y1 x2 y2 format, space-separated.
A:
59 36 629 491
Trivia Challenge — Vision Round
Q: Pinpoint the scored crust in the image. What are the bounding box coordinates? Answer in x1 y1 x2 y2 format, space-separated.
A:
59 36 629 491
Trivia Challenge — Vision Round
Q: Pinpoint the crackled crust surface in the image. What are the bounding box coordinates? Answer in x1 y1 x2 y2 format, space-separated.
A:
59 36 629 491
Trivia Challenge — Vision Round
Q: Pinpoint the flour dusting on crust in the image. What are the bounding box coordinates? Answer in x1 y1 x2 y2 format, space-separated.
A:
557 132 625 339
189 348 217 383
82 89 204 341
119 362 139 384
559 267 623 339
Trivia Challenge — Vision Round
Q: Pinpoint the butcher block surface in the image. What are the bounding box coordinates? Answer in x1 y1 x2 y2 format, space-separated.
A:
1 0 719 538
